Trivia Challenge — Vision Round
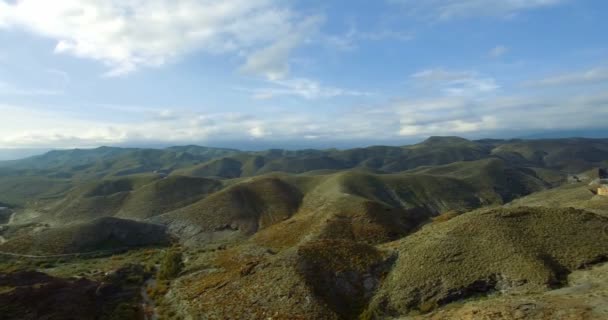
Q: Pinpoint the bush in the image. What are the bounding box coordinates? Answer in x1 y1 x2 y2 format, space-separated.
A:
157 249 183 280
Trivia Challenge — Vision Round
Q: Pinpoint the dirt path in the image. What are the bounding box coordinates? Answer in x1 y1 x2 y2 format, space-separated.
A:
0 248 128 259
141 278 159 320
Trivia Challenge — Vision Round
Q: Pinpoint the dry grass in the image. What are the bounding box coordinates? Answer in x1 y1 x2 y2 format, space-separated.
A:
369 206 608 316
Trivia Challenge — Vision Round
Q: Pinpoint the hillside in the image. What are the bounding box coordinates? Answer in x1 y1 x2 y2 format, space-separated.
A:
0 145 238 180
367 206 608 317
2 137 607 182
160 206 608 319
154 176 304 245
0 176 72 207
405 262 608 319
149 158 560 252
6 154 560 245
0 137 603 223
27 175 222 224
509 181 608 216
1 137 608 319
0 217 169 254
491 138 608 172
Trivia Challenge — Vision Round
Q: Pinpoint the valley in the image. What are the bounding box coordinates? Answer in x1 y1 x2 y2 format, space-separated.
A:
1 137 608 319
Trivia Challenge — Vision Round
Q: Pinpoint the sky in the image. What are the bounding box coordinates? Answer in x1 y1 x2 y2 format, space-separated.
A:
1 0 608 150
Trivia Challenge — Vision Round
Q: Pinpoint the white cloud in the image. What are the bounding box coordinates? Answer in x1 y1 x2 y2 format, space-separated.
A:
399 116 497 136
2 89 607 148
241 15 323 80
489 45 508 58
526 67 608 87
411 69 473 82
411 68 499 96
0 0 314 76
394 90 608 137
249 77 371 100
249 126 266 138
324 25 414 51
390 0 564 20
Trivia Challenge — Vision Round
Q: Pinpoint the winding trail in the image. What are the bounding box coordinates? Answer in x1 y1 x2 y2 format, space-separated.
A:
141 278 160 320
0 248 128 259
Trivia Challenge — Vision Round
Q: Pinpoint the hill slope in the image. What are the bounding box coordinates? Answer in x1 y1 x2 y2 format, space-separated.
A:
35 175 223 224
0 217 170 254
368 206 608 316
3 137 607 181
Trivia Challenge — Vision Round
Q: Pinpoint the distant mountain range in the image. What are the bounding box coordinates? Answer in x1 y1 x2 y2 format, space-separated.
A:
2 136 608 180
2 128 607 161
0 148 52 161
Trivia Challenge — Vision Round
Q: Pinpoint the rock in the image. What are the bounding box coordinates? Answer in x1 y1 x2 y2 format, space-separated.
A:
240 261 259 277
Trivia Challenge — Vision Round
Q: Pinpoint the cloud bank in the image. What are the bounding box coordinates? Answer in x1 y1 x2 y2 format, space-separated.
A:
1 87 606 148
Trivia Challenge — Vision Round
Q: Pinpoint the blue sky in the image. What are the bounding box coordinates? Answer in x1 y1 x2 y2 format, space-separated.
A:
0 0 607 149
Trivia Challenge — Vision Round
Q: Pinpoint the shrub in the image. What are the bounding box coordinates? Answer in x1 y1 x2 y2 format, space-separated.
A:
157 249 183 280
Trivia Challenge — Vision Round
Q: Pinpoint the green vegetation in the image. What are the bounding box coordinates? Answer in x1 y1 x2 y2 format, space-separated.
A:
174 157 243 178
0 247 165 320
0 176 72 207
298 240 391 319
2 137 606 182
0 217 170 254
157 248 184 280
1 137 608 319
510 181 608 215
115 175 222 220
155 176 303 245
368 206 608 316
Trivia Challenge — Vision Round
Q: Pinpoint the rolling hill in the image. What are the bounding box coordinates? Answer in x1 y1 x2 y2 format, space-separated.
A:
0 217 169 255
367 206 608 317
2 137 606 182
31 175 223 224
2 137 608 319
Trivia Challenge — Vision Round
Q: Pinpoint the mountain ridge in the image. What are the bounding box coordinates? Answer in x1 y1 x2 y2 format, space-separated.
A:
1 136 608 319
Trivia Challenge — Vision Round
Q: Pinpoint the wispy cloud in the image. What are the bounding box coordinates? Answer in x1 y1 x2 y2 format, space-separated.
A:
389 0 565 20
241 15 323 80
248 77 372 100
411 68 499 96
324 25 414 51
2 88 607 148
526 67 608 87
489 45 509 58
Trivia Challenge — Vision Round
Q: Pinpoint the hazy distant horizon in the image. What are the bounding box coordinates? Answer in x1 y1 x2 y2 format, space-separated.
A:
2 128 608 161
